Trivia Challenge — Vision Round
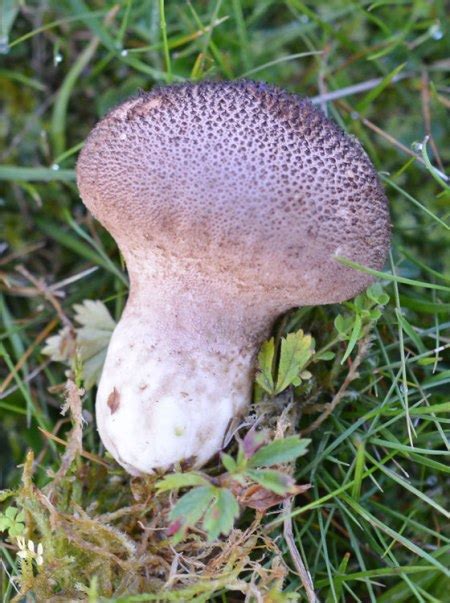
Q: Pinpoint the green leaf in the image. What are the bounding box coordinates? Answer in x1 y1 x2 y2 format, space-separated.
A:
395 310 427 354
5 506 18 519
0 517 10 531
220 453 238 473
169 486 215 526
255 338 275 394
366 282 385 303
275 330 315 394
246 469 296 495
341 314 362 364
202 489 239 541
0 506 25 536
334 314 353 338
248 436 310 468
315 350 335 361
9 523 25 537
0 490 15 503
156 472 210 493
325 553 351 603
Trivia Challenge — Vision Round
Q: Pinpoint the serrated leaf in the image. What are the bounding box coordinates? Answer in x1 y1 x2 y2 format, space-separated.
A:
73 300 116 331
169 486 215 526
248 436 310 468
275 331 314 394
202 488 239 541
42 327 76 363
75 301 116 387
43 299 116 389
246 469 296 495
255 338 275 394
80 348 109 390
156 472 209 493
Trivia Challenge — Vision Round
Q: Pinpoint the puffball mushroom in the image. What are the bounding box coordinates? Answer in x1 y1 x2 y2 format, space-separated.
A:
77 80 390 475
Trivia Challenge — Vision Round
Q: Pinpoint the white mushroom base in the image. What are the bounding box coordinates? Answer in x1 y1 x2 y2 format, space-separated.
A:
96 315 255 475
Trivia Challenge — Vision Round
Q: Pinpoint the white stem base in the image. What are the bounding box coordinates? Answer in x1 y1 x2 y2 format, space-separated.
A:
96 315 255 475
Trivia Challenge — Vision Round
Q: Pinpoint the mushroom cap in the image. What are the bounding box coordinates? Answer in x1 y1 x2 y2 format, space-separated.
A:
77 80 390 307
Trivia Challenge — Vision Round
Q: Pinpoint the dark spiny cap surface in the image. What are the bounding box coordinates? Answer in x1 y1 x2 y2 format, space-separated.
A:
77 80 390 306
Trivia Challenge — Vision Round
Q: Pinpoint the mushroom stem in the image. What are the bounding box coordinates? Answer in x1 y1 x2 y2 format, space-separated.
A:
97 262 276 475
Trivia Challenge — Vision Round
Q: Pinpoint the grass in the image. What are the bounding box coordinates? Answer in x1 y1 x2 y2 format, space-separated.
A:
1 0 449 601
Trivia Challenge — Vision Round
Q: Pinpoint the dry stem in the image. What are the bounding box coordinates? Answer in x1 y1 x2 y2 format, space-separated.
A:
301 331 372 435
283 499 319 603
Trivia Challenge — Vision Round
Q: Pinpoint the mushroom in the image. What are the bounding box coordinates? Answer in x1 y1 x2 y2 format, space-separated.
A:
77 80 390 475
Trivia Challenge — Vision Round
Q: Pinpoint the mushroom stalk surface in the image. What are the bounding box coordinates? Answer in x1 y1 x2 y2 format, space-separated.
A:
77 80 390 474
97 263 280 475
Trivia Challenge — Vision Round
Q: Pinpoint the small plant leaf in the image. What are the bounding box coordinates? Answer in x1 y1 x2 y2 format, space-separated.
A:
202 488 239 541
43 299 116 389
9 523 25 537
73 300 116 332
241 429 267 458
248 436 310 468
42 326 76 363
0 490 15 503
246 469 297 495
275 331 315 394
334 314 353 339
156 472 210 493
341 314 362 364
169 486 215 542
236 484 286 512
220 453 238 473
0 517 9 531
74 300 116 388
255 338 275 394
0 506 25 537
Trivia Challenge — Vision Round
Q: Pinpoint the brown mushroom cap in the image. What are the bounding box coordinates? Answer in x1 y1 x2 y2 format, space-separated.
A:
77 80 390 307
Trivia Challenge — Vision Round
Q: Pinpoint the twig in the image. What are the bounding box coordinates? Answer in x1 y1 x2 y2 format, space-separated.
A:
301 331 372 435
336 101 449 182
283 499 319 603
0 361 49 400
16 265 72 328
311 71 413 105
37 426 109 467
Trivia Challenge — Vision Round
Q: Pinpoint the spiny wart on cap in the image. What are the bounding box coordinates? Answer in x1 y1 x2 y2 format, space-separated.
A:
76 80 390 475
